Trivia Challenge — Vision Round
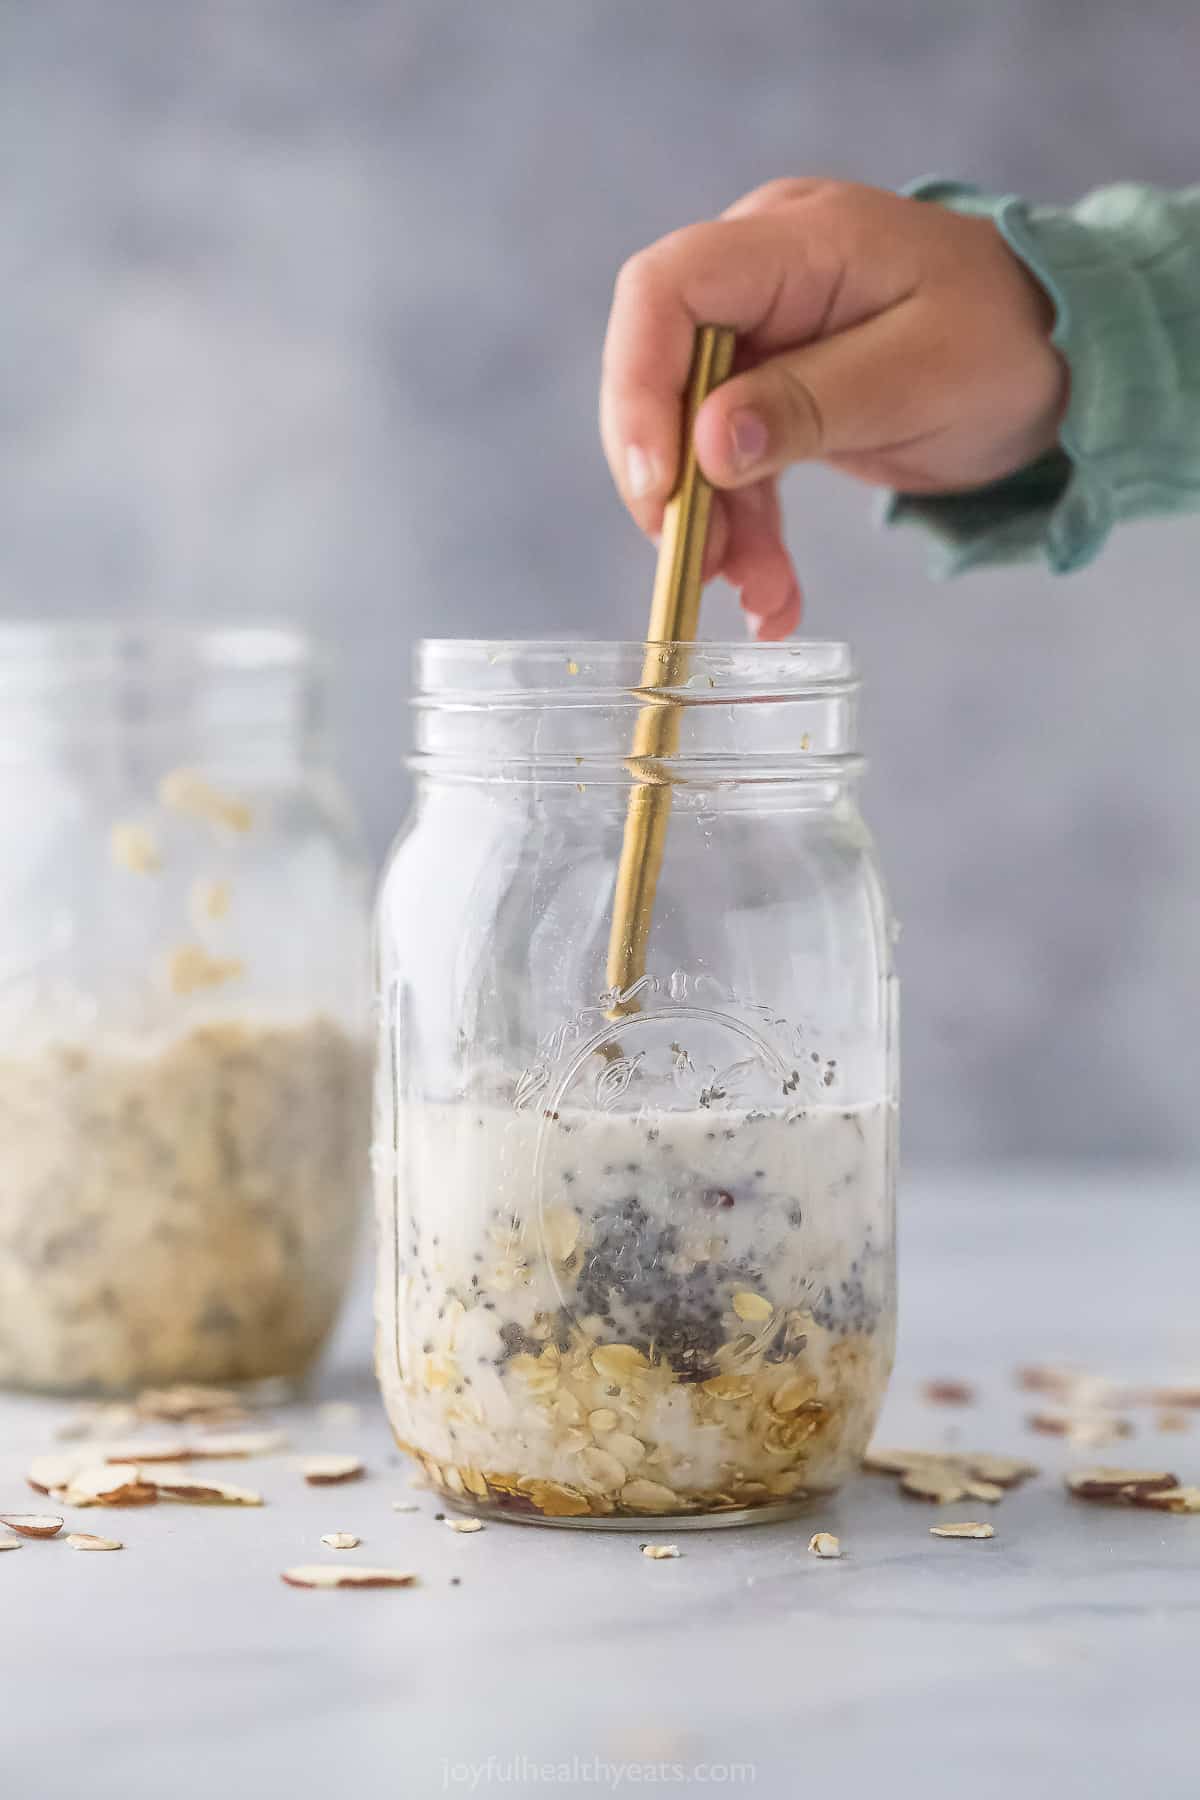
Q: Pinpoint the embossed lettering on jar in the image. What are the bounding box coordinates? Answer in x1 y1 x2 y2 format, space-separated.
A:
375 641 898 1527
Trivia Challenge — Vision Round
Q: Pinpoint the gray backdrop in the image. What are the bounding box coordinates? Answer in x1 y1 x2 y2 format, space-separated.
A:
3 0 1198 1163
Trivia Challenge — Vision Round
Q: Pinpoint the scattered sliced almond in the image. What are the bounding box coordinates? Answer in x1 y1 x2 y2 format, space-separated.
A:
808 1532 842 1558
136 1384 242 1422
154 1474 263 1506
959 1453 1039 1488
28 1453 86 1495
731 1290 773 1323
101 1440 190 1464
961 1480 1005 1504
1141 1386 1200 1410
900 1464 967 1504
0 1534 22 1551
862 1447 941 1476
281 1565 417 1590
57 1464 157 1507
1065 1467 1179 1500
1157 1412 1191 1433
1129 1485 1200 1514
0 1513 63 1539
66 1533 123 1551
641 1543 680 1559
392 1502 420 1513
921 1380 975 1406
930 1522 994 1540
303 1455 365 1486
1027 1411 1133 1446
445 1517 484 1533
186 1431 288 1459
317 1402 361 1429
320 1533 360 1550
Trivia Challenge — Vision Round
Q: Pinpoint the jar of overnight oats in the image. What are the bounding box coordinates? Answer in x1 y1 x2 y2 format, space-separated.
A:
375 639 897 1528
0 624 371 1395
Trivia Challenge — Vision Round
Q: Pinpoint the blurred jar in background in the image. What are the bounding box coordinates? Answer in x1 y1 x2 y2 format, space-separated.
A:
0 624 371 1395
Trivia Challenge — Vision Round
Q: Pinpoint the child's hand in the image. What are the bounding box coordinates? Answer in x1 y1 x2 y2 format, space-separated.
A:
600 178 1067 637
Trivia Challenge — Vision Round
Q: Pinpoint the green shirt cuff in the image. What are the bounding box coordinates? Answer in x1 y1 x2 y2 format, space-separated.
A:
884 177 1200 576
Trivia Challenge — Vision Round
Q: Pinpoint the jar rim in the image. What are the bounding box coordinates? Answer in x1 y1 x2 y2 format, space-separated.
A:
0 620 320 675
415 638 856 701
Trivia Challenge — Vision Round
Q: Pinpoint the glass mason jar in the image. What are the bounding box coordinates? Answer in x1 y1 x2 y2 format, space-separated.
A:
375 640 897 1528
0 624 371 1396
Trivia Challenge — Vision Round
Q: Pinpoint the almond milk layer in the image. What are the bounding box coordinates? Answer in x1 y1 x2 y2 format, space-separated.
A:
376 1098 895 1523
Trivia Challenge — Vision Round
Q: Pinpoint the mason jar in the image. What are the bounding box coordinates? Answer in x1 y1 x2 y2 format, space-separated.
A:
375 639 897 1527
0 623 371 1395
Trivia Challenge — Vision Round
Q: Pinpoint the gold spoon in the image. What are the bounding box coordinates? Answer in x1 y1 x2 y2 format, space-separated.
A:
605 324 736 1017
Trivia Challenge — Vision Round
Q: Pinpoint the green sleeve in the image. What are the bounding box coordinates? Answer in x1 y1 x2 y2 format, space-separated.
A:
882 178 1200 575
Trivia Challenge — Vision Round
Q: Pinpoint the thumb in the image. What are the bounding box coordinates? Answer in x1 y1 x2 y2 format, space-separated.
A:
693 307 928 488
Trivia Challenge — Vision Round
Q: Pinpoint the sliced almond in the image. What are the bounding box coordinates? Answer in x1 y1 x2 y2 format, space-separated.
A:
731 1291 773 1323
962 1480 1005 1504
579 1447 628 1491
320 1533 360 1549
1128 1485 1200 1514
921 1379 975 1406
135 1384 242 1422
1141 1386 1200 1410
167 944 244 996
771 1375 817 1415
619 1478 679 1515
701 1373 754 1401
186 1431 288 1459
0 1535 22 1552
159 767 253 833
588 1409 619 1434
66 1533 123 1551
281 1565 417 1590
959 1452 1039 1488
861 1447 941 1476
808 1532 842 1558
641 1543 680 1559
930 1521 994 1540
1026 1411 1132 1445
155 1475 263 1506
27 1453 86 1495
591 1344 650 1384
540 1205 581 1262
392 1502 420 1514
110 821 161 873
521 1480 591 1519
303 1456 365 1486
58 1463 157 1507
102 1440 190 1464
0 1513 64 1539
1156 1411 1191 1433
444 1518 483 1533
1065 1466 1179 1500
900 1464 967 1504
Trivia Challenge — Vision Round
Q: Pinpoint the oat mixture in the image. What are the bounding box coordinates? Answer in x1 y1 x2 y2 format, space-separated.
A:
0 1019 369 1394
375 1097 895 1523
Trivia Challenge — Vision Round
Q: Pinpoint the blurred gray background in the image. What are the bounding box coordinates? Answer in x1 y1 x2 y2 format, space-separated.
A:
3 0 1198 1164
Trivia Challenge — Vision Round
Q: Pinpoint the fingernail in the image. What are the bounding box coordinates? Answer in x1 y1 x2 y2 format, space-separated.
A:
626 445 656 500
743 610 766 640
729 409 769 473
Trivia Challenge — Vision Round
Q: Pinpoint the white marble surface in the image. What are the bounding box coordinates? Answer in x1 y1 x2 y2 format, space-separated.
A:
2 1168 1198 1799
